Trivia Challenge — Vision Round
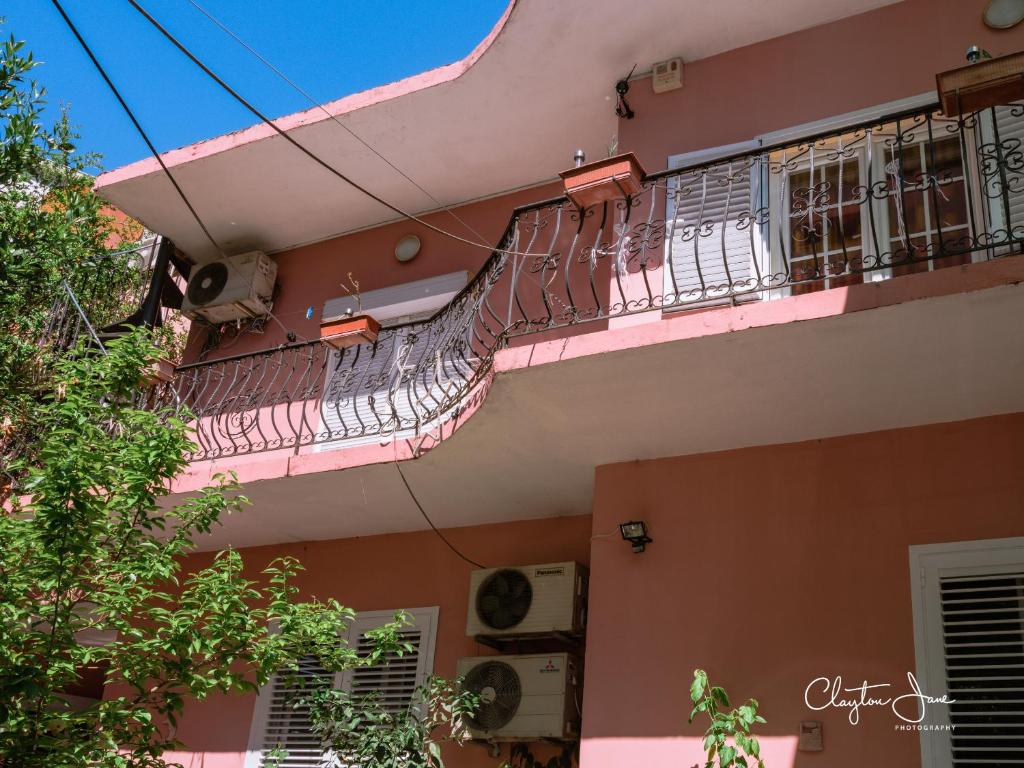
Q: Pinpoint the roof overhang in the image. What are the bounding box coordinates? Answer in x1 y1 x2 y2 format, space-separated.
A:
96 0 898 261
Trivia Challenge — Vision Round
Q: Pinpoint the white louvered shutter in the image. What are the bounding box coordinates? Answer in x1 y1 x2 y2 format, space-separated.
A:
340 609 438 715
940 569 1024 766
245 609 438 768
317 321 476 452
248 656 333 768
664 141 764 306
913 539 1024 768
993 105 1024 245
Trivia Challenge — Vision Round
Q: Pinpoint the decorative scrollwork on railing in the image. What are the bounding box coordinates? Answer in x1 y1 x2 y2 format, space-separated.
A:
154 100 1024 460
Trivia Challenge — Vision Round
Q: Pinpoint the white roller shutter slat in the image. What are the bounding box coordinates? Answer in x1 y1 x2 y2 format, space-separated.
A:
940 570 1024 766
666 158 761 304
993 105 1024 244
254 657 331 768
317 318 476 452
348 628 425 716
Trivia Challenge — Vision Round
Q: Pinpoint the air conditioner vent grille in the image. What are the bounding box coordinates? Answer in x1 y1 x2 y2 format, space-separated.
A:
463 661 521 731
187 261 229 306
476 569 533 630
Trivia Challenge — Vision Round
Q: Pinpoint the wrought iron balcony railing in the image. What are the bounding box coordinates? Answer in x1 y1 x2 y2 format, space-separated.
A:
152 101 1024 461
41 237 188 354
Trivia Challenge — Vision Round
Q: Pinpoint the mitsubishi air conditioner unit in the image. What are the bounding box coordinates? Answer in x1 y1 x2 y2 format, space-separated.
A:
181 251 277 323
457 653 580 741
466 562 587 638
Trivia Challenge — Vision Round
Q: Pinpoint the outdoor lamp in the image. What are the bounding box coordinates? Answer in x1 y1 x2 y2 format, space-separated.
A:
619 520 652 553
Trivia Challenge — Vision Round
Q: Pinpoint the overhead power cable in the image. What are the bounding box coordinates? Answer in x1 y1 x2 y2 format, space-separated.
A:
49 0 224 258
51 0 309 342
185 0 494 252
124 0 547 259
186 0 576 313
394 461 485 569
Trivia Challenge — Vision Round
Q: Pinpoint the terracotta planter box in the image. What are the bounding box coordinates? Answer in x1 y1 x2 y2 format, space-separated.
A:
937 51 1024 116
320 314 381 349
142 357 176 385
559 152 647 208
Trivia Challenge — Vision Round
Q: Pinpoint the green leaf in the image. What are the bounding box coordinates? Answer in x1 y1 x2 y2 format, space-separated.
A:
691 669 708 703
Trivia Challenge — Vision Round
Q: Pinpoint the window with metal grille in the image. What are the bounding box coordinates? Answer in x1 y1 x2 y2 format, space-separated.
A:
244 608 438 768
665 95 1024 306
911 538 1024 768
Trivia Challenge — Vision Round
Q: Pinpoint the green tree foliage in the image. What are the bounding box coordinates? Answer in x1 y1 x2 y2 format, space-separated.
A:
500 742 578 768
688 670 766 768
0 29 472 768
0 331 415 766
0 31 140 488
307 676 477 768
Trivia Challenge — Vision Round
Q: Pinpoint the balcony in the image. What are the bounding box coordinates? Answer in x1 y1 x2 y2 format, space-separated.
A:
42 239 153 349
153 101 1024 463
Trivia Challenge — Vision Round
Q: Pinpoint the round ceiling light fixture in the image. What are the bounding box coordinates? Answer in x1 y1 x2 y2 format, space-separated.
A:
984 0 1024 28
395 234 421 263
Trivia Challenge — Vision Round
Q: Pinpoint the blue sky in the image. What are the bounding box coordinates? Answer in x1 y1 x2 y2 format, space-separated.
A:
4 1 507 172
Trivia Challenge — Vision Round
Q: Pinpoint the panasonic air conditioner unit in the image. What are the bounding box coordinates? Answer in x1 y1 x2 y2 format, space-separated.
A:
181 251 277 323
466 561 587 638
457 653 580 741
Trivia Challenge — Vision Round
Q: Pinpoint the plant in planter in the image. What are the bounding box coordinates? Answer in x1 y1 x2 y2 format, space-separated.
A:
688 669 766 768
558 152 646 209
320 272 381 350
141 315 189 384
500 741 578 768
142 356 176 385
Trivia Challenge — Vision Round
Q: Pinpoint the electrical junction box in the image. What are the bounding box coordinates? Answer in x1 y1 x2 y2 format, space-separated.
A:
798 720 824 751
652 57 683 93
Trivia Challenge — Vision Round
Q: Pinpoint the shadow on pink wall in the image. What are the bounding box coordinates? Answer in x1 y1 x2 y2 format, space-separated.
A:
580 413 1024 768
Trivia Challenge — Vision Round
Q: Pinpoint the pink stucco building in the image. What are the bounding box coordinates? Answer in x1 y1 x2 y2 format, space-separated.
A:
95 1 1024 766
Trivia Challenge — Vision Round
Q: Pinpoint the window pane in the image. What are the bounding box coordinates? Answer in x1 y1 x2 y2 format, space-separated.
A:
887 134 970 276
787 157 864 293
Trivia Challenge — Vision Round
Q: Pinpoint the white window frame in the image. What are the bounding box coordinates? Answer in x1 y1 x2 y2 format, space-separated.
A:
761 94 951 295
763 94 997 279
755 93 936 147
909 536 1024 768
766 137 872 296
871 128 977 273
244 606 439 768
